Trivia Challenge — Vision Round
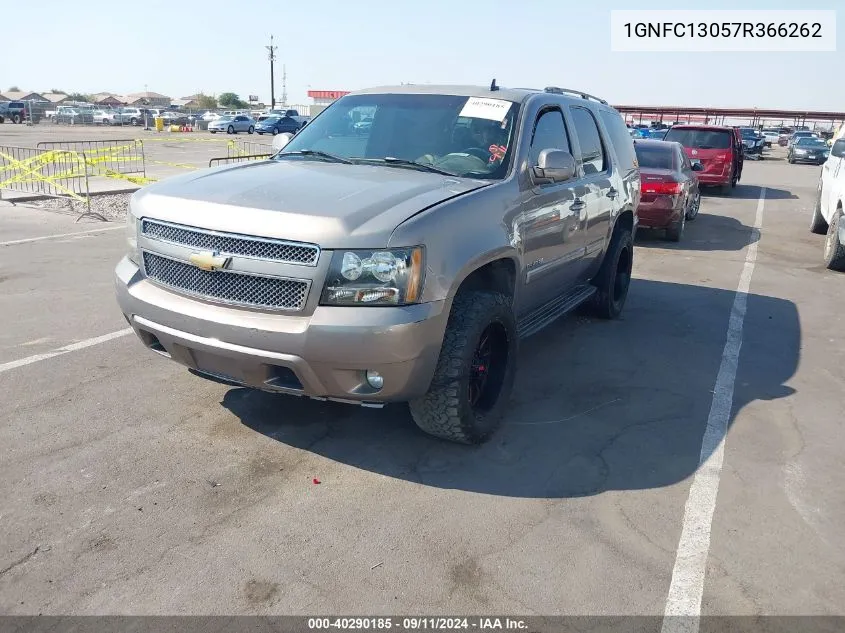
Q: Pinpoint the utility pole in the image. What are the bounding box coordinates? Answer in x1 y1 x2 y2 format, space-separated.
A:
281 64 287 107
265 35 278 109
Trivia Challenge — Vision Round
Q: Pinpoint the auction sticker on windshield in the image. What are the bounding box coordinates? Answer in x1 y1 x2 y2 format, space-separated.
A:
459 97 512 122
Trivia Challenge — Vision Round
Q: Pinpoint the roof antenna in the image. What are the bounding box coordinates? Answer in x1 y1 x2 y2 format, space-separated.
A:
490 78 499 92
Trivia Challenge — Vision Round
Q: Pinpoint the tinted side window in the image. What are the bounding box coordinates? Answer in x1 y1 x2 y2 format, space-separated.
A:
528 108 571 165
570 106 607 175
599 109 637 172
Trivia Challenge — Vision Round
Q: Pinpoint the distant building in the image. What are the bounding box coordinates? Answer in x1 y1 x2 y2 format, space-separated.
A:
0 91 46 102
122 91 171 107
41 92 70 104
307 90 350 107
91 92 124 106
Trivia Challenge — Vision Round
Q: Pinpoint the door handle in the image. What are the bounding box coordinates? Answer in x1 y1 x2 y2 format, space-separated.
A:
570 200 586 211
607 188 618 199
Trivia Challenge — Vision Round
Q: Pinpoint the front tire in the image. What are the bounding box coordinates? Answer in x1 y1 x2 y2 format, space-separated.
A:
823 211 845 272
409 291 517 444
589 226 634 319
227 125 235 134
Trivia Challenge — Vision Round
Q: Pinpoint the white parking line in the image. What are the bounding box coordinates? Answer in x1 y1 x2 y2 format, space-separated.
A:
661 188 766 633
0 226 123 247
0 329 133 374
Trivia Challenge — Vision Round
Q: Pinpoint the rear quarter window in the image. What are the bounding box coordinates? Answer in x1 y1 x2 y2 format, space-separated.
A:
599 109 638 173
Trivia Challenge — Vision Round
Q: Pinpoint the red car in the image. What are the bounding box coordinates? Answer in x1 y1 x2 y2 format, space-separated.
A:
663 124 742 194
634 139 703 242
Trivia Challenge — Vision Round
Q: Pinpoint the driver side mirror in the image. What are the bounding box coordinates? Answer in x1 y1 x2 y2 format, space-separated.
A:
272 132 294 152
531 149 576 184
691 161 704 171
831 139 845 159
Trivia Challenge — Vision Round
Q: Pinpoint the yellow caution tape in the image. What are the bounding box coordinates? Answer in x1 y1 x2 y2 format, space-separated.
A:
0 149 89 202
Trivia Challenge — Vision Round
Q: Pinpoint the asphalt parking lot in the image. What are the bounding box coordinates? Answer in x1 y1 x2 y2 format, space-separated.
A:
1 145 844 620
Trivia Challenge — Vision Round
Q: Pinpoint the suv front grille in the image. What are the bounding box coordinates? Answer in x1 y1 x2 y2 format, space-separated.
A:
141 219 319 266
143 252 309 311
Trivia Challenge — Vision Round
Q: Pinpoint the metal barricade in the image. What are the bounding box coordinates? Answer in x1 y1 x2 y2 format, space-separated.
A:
227 140 274 158
36 139 146 179
0 145 91 213
209 154 273 167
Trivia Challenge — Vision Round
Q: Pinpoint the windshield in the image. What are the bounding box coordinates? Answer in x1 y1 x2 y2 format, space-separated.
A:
278 93 520 179
634 144 675 169
218 116 234 121
796 138 828 147
740 129 757 137
664 128 732 150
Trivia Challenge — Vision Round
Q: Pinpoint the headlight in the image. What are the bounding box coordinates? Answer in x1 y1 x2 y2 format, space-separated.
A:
320 247 425 306
125 208 139 265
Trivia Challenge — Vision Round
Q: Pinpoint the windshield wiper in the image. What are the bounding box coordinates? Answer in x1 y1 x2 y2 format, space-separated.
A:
277 150 354 164
367 157 456 176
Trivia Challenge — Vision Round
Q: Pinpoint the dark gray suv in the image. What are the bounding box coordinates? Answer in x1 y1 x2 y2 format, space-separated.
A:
116 84 641 444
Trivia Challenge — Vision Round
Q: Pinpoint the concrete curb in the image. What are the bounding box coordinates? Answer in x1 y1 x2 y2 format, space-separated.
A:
0 187 140 204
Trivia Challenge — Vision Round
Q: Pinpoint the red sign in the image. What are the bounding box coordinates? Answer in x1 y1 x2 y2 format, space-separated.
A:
307 90 350 100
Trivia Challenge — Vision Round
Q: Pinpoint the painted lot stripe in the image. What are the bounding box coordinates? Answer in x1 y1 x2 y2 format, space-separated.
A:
0 225 123 247
0 329 132 374
661 188 766 633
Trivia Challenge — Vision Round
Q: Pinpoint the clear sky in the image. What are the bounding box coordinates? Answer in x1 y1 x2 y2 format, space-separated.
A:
3 0 842 110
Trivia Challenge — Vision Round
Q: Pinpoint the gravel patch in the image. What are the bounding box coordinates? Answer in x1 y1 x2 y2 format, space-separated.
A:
32 192 134 221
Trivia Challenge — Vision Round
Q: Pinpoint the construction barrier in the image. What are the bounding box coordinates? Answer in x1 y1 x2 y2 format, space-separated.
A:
0 145 93 215
36 139 147 183
209 154 274 167
227 140 274 158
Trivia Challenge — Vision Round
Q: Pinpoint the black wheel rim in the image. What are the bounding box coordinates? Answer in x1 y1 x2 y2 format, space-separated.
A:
468 322 509 414
613 245 632 306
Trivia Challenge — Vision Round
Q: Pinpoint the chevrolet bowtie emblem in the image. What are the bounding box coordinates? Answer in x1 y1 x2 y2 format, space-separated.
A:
189 251 231 271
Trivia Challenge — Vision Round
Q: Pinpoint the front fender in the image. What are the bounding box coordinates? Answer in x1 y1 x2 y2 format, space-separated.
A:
388 181 523 304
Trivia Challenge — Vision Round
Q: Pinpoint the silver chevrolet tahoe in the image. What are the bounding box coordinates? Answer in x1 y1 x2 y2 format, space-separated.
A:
115 83 640 444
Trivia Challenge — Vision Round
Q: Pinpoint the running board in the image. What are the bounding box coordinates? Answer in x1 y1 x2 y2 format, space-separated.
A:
517 285 596 339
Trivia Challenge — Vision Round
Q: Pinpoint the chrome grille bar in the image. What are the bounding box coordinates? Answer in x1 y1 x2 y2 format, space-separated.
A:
141 219 320 266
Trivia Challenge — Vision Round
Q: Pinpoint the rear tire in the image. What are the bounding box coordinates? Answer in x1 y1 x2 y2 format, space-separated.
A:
589 226 634 319
248 126 254 134
666 211 685 242
810 182 829 235
823 211 845 272
11 114 21 124
409 291 517 444
685 190 701 220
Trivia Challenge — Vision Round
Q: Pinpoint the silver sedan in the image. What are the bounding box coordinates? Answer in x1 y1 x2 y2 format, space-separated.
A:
208 114 255 134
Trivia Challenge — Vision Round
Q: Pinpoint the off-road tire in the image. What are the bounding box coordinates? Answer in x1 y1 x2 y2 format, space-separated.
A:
408 291 517 444
588 226 634 319
823 211 845 272
810 181 829 234
666 212 685 242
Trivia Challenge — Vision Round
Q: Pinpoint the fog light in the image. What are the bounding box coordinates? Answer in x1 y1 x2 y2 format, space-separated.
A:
365 370 384 390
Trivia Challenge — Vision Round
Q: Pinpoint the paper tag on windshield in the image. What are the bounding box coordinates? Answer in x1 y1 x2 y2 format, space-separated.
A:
459 97 511 122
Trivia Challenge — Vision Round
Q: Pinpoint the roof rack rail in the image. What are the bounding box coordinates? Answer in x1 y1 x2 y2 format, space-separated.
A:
544 86 608 105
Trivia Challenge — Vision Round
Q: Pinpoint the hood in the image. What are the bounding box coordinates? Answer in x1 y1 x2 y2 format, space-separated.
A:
133 159 490 248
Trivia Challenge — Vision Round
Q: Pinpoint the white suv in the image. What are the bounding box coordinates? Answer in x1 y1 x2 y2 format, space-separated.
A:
810 126 845 271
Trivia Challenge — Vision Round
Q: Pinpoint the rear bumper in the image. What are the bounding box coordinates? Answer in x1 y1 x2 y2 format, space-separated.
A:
114 257 448 404
636 197 683 228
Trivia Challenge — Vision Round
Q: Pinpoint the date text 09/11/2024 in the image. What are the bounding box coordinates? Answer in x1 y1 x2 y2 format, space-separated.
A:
307 617 531 631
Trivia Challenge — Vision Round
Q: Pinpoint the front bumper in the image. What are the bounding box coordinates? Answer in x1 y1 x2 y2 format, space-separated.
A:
115 257 448 404
791 155 827 165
